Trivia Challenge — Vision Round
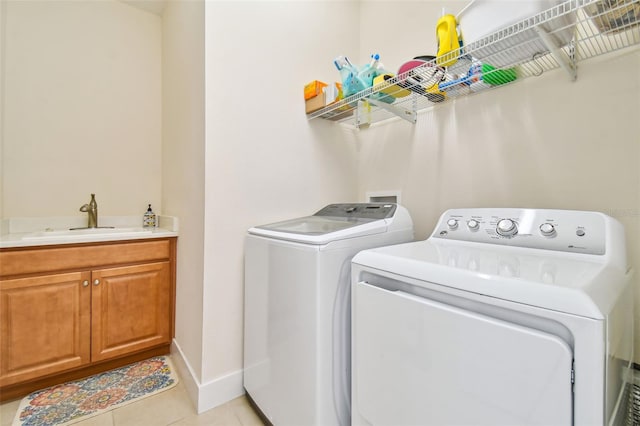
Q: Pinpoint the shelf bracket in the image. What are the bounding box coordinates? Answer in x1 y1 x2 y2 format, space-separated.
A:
355 100 371 129
533 25 577 81
365 97 417 125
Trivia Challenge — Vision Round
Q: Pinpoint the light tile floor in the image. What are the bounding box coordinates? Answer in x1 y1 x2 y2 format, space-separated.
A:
0 360 265 426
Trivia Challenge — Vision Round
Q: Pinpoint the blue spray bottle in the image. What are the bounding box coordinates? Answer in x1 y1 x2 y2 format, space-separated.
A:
334 55 368 97
358 53 383 87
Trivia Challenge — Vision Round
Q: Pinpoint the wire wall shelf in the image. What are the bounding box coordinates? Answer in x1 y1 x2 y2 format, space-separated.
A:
306 0 640 129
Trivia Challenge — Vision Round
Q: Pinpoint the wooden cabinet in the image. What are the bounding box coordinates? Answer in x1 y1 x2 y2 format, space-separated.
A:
91 262 171 362
0 272 91 386
0 238 176 401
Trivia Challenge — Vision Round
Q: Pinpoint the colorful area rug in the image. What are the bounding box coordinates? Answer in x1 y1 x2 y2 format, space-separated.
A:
12 356 178 426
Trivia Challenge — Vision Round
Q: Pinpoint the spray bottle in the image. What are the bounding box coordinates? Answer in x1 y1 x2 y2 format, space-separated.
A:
334 55 369 98
358 53 383 87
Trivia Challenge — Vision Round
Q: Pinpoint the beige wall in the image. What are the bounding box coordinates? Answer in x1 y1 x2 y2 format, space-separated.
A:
0 1 5 217
161 0 206 400
358 0 640 362
201 0 360 401
1 0 161 219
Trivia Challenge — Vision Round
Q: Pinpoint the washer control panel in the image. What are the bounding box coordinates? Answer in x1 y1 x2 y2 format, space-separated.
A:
314 203 397 220
432 208 607 255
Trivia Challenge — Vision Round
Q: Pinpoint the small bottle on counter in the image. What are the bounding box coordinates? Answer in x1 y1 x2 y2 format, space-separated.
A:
143 204 157 228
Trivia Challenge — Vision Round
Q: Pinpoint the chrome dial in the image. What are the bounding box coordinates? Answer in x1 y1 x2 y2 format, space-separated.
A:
539 223 556 237
447 219 458 230
496 219 517 236
467 219 479 230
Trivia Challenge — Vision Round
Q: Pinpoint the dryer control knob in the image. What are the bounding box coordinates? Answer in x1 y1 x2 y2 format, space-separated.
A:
539 223 556 237
496 219 517 236
447 219 459 230
467 219 479 230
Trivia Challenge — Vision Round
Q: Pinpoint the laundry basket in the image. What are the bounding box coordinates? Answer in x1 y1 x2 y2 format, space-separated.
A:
459 0 577 66
584 0 640 34
626 382 640 426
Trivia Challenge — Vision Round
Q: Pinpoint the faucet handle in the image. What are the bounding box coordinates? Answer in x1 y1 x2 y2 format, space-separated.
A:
79 204 90 212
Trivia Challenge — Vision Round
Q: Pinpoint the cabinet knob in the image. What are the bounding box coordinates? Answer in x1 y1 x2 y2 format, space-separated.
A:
83 280 89 287
93 279 100 286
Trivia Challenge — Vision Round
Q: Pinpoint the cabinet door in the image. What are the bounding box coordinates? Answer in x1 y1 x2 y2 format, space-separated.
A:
91 262 171 362
0 272 91 386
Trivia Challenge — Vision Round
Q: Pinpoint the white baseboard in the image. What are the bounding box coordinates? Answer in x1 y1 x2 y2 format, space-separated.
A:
196 367 245 413
171 340 245 414
170 340 200 409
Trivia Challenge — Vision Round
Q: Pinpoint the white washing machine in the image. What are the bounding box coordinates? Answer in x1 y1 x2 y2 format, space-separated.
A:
351 208 634 426
244 203 414 426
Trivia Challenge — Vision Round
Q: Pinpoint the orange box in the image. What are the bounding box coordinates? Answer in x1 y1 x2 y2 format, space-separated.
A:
304 80 328 100
305 82 347 114
305 92 327 113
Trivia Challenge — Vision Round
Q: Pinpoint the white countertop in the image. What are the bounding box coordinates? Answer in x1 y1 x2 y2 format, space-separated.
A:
0 215 178 249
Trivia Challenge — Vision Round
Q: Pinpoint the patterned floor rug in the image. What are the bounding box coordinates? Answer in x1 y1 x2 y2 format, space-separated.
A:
12 356 178 426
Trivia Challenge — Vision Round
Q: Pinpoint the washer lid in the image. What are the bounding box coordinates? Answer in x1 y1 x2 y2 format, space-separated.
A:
353 238 629 319
254 215 373 234
249 203 400 244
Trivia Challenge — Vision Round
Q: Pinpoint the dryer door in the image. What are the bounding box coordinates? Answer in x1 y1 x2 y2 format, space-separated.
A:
353 282 573 426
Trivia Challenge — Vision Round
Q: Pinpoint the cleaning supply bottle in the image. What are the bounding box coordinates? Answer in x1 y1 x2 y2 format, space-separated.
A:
371 53 387 75
334 55 367 97
358 53 384 87
436 14 461 67
358 55 380 87
143 204 157 228
364 54 395 104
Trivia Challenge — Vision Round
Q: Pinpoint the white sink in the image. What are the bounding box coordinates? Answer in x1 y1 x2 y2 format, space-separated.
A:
23 227 153 240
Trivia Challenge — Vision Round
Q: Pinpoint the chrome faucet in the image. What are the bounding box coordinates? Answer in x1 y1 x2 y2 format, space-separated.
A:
79 194 98 228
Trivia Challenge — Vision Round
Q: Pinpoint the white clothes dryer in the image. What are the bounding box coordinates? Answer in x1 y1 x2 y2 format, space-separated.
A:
244 203 413 426
351 208 634 426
